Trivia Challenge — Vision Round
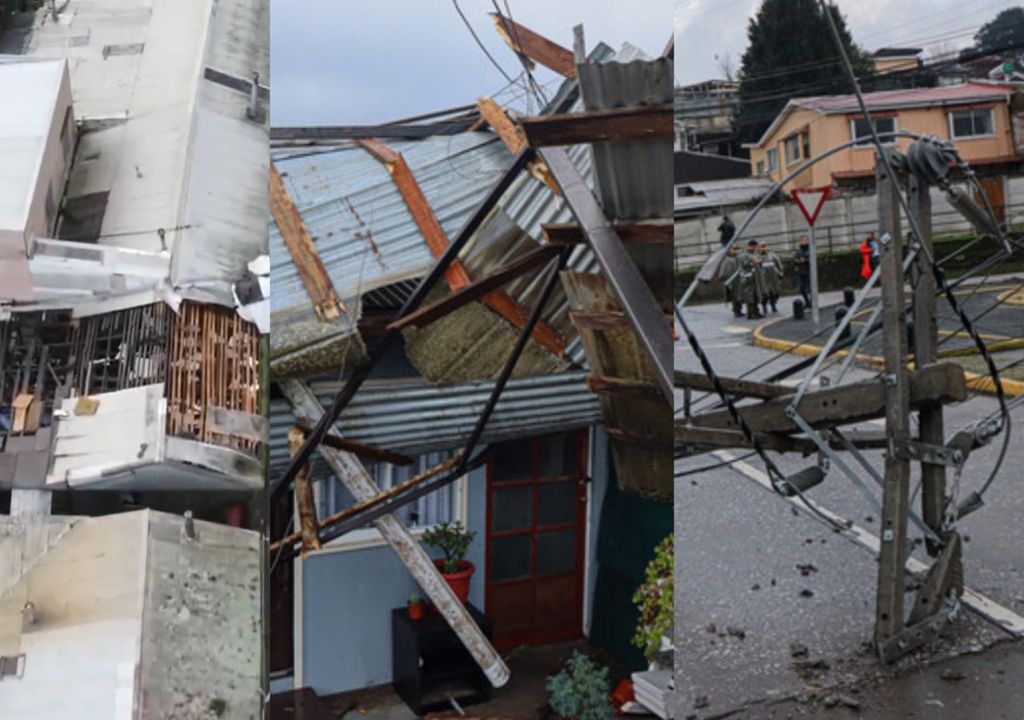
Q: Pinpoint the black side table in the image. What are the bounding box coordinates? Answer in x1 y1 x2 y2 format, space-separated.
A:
391 603 493 715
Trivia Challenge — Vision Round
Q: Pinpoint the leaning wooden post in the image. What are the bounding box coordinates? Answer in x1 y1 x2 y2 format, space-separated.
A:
908 175 946 556
874 157 912 650
288 425 321 553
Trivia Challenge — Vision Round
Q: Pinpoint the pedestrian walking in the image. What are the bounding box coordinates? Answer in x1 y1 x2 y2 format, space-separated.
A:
794 235 812 308
759 241 783 314
718 214 736 248
867 232 880 273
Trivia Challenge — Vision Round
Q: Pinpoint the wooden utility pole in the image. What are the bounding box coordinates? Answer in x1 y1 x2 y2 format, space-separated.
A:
874 158 912 648
909 175 946 556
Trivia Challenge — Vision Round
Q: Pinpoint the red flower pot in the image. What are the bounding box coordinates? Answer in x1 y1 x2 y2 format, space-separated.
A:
407 602 425 621
434 560 474 604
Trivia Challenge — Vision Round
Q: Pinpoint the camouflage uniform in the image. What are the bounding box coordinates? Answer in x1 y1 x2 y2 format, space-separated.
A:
736 250 764 318
759 249 783 313
718 252 741 316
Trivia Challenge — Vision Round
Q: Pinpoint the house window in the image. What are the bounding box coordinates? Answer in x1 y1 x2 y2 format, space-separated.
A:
783 135 801 165
949 109 994 139
850 116 896 145
316 449 464 550
801 131 811 160
766 147 778 172
756 160 765 176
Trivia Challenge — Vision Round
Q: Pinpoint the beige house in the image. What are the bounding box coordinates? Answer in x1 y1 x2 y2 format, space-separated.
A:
746 82 1019 191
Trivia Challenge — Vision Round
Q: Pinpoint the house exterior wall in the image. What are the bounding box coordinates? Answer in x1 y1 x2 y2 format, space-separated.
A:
291 427 609 696
750 99 1015 191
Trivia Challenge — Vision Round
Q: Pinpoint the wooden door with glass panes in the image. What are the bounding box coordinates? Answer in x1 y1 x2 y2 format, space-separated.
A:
485 430 587 649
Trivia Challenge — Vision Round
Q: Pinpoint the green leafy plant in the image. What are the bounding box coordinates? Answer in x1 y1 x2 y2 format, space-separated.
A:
421 522 476 573
407 592 421 605
545 651 613 720
632 534 674 659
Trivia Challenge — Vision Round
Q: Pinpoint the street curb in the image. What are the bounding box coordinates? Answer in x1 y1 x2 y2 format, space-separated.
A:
751 319 1024 398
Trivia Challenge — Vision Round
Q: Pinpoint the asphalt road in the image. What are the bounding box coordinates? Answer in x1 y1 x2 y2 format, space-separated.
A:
673 288 1024 719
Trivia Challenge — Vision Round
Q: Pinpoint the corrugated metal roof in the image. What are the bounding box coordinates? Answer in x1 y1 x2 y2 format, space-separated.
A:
795 81 1013 113
578 48 673 220
674 177 778 214
268 371 602 477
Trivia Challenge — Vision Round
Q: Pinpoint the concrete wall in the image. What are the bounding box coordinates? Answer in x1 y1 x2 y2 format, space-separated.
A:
292 426 609 696
675 176 1024 270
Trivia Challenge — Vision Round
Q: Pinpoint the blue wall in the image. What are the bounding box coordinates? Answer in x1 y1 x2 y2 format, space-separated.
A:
296 427 608 696
297 461 488 694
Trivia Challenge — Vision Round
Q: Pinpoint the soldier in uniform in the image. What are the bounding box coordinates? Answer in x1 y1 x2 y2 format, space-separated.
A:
759 241 783 314
718 244 742 317
737 240 764 319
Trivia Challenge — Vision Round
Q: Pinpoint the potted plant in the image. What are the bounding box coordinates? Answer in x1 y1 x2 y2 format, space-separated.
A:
545 651 613 720
421 521 477 604
632 535 674 660
407 592 424 621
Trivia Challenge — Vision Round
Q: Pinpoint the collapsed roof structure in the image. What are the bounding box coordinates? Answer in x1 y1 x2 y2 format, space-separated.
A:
268 13 673 706
0 0 270 494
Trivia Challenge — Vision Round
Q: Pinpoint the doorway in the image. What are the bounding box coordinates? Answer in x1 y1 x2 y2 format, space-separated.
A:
485 430 588 649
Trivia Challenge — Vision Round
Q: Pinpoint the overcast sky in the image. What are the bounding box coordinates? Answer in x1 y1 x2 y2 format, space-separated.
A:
675 0 1023 85
271 0 672 126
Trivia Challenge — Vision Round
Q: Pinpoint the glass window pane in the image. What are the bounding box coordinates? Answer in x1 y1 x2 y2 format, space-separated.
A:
538 433 578 477
492 438 533 483
975 111 993 135
491 535 532 581
952 114 972 137
538 482 578 526
492 486 532 531
537 528 576 576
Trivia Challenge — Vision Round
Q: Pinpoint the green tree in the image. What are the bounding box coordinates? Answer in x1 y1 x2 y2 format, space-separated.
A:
734 0 871 143
973 7 1024 55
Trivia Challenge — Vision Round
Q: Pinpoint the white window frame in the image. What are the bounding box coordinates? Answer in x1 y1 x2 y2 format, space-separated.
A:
850 116 897 146
304 461 469 555
783 134 801 165
766 147 778 173
948 108 995 140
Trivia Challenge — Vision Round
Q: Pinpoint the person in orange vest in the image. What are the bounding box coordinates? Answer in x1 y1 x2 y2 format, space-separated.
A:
859 235 873 281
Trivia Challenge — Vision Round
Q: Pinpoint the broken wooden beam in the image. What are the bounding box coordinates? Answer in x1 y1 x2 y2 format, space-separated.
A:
287 426 321 553
521 105 673 147
606 426 674 452
689 363 968 435
476 97 560 194
387 243 561 331
357 138 566 357
543 219 672 246
569 309 629 331
673 370 794 400
295 421 413 466
490 12 576 79
270 454 459 552
270 164 344 321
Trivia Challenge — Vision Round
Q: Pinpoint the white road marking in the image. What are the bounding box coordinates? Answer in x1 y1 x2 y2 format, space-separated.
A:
711 450 1024 637
723 325 753 335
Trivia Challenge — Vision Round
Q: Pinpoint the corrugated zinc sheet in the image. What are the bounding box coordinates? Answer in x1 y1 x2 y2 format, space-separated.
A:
268 371 602 478
577 52 673 220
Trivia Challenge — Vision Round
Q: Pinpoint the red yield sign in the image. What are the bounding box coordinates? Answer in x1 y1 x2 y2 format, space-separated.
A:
790 186 832 226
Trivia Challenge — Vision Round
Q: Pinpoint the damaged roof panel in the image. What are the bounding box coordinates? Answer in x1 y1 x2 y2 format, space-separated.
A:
268 370 602 477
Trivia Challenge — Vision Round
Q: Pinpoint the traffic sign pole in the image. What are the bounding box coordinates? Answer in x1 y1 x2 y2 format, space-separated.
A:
790 186 832 327
810 224 819 326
